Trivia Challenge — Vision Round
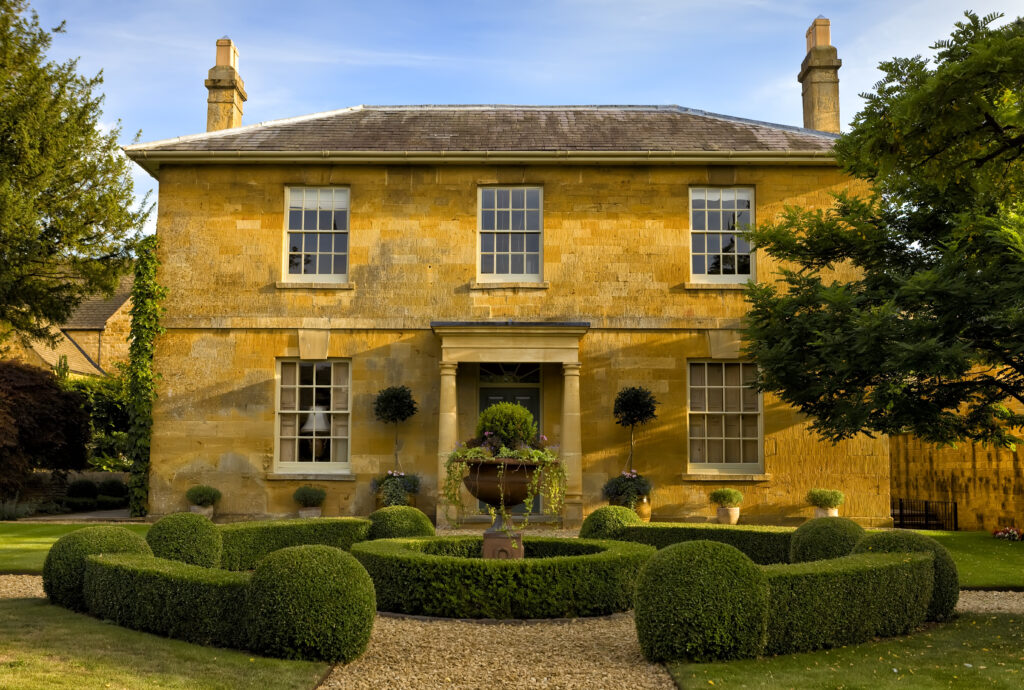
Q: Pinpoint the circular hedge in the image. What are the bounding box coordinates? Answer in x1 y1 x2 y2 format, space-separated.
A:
789 517 865 563
246 545 375 663
852 530 959 621
43 525 152 611
351 536 654 619
634 540 768 662
367 505 435 540
146 512 223 568
579 505 642 539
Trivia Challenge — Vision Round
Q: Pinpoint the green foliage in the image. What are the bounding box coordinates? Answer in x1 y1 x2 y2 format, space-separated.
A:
145 513 222 568
475 401 538 449
66 479 98 499
579 505 643 539
246 545 375 662
762 552 934 655
42 525 152 611
615 523 793 565
0 1 148 347
125 235 166 517
63 496 97 512
373 385 418 471
97 477 128 498
372 471 420 506
292 485 326 508
185 485 221 507
218 517 371 571
744 12 1024 448
367 506 435 540
613 386 658 471
351 536 654 618
601 470 652 509
789 517 865 563
806 488 845 509
64 371 132 470
853 530 960 621
82 553 250 648
709 488 743 508
634 541 768 662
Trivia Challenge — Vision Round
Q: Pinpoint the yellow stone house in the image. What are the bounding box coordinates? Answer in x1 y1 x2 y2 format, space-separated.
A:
126 20 891 527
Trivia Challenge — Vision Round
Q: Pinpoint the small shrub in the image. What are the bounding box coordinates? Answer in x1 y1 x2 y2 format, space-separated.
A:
852 530 959 621
43 525 152 611
806 488 845 509
476 402 538 449
246 545 375 662
379 479 408 507
601 470 652 509
218 517 371 571
580 505 643 539
293 485 326 508
66 479 99 499
97 478 128 498
367 505 435 540
709 488 743 508
615 523 793 564
789 517 865 563
634 540 768 662
185 485 221 507
146 512 222 568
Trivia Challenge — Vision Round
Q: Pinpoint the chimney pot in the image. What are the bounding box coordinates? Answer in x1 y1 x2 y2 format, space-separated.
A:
798 17 841 133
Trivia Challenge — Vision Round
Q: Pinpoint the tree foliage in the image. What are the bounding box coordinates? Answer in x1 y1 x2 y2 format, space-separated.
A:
744 12 1024 448
0 0 149 346
373 385 417 470
613 386 658 470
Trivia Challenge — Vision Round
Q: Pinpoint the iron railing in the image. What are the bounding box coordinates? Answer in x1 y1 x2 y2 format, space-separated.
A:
891 497 958 531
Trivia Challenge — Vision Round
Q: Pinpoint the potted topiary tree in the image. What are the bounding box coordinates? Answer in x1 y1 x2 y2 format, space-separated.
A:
185 485 221 519
604 386 658 520
373 386 420 507
710 488 743 525
372 471 421 508
806 488 844 518
293 485 327 518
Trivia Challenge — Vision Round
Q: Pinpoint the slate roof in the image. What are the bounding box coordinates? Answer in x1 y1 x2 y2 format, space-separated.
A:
127 105 837 154
62 276 133 330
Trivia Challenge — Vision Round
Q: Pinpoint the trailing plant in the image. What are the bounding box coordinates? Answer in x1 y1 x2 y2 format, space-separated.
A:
601 469 652 509
613 386 658 473
293 485 327 508
371 470 420 507
806 488 845 509
373 386 417 471
185 485 221 508
710 488 744 508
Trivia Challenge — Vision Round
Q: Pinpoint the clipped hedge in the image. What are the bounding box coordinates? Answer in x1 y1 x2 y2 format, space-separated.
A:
788 517 865 563
246 545 375 663
616 522 793 564
352 536 654 619
367 506 435 540
579 505 642 539
42 526 152 611
218 517 371 570
83 553 250 648
634 541 769 662
146 512 222 568
853 530 959 621
762 552 933 655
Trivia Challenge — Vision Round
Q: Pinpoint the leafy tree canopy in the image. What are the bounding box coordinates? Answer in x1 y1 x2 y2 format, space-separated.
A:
0 0 149 346
744 11 1024 448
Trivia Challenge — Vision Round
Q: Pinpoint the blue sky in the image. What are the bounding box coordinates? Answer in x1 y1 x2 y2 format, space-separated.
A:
29 0 1013 230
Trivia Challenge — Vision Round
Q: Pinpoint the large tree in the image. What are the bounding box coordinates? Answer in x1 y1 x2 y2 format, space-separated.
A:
0 0 148 346
744 12 1024 448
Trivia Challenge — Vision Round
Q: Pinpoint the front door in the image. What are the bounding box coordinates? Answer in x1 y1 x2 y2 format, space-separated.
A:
478 366 542 514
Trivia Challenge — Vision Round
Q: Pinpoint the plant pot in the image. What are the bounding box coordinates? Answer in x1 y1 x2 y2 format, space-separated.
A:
717 506 740 525
463 458 539 508
298 507 322 519
189 504 214 519
634 496 652 522
813 507 839 518
374 492 417 509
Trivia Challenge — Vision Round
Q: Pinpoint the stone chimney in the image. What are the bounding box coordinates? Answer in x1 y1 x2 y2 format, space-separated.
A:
205 38 247 132
797 17 841 133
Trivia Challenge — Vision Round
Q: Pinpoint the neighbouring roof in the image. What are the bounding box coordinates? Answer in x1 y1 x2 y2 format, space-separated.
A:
62 275 133 330
29 332 104 377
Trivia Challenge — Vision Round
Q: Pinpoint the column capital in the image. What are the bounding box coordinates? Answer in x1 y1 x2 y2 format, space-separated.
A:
439 361 458 376
562 362 582 375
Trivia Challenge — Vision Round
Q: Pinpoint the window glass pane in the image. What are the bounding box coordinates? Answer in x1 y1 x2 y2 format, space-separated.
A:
336 234 348 252
511 234 524 252
725 439 741 462
496 255 509 273
299 388 313 409
690 363 705 386
737 210 751 229
331 438 348 463
510 255 524 273
319 210 332 228
481 255 494 273
736 188 752 208
304 210 317 229
689 414 705 438
721 255 736 274
331 415 348 437
708 387 723 411
724 415 740 437
691 189 705 209
708 213 721 231
496 211 510 230
706 189 721 208
315 363 331 385
482 189 495 209
313 439 330 462
737 235 751 253
481 233 494 252
692 234 705 253
707 256 721 275
706 234 720 253
724 363 741 387
481 211 495 231
525 234 539 252
303 233 316 251
511 210 524 230
496 234 509 252
742 414 758 437
289 210 303 229
332 388 349 411
334 189 349 209
332 362 349 385
707 439 724 462
497 189 510 207
742 388 757 411
690 438 705 463
288 233 301 252
722 234 736 252
333 255 347 274
303 256 316 274
526 210 540 230
280 388 296 411
288 254 302 274
525 254 539 274
692 255 705 274
725 387 740 412
737 255 751 275
526 189 540 209
707 363 723 386
299 363 314 385
319 233 332 252
742 440 758 462
314 387 331 409
511 189 524 208
722 188 735 209
318 255 332 273
281 362 297 386
333 210 348 230
690 388 705 411
692 213 705 231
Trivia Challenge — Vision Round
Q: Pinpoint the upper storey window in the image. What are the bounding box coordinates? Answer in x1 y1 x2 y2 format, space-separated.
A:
285 187 350 282
690 187 754 283
479 187 542 282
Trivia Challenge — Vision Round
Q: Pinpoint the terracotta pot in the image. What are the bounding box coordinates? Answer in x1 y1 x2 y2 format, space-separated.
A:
463 458 539 508
813 507 839 518
298 507 322 519
634 496 652 522
189 504 214 519
717 506 740 525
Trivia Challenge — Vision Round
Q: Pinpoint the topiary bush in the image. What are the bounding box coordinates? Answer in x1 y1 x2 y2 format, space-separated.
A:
634 540 768 662
852 530 959 621
146 512 222 568
185 485 221 507
367 505 435 540
43 525 152 611
475 401 538 449
806 488 844 509
67 479 99 499
580 505 643 539
218 517 371 571
709 488 743 508
789 517 865 563
293 485 326 508
246 545 375 662
615 522 793 564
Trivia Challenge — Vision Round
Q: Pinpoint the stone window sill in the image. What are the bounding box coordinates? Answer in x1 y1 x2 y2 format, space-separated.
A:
470 281 550 290
679 473 771 482
266 472 356 481
275 281 355 290
683 282 748 291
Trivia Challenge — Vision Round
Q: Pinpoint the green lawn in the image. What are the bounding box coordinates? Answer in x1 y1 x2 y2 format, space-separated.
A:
670 613 1024 689
0 524 150 575
918 530 1024 590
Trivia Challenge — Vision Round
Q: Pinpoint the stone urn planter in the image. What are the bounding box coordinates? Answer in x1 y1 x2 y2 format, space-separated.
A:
298 507 322 519
189 504 214 519
717 506 740 525
462 458 542 559
813 507 839 518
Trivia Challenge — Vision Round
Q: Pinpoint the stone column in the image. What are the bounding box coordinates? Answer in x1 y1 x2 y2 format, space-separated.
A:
561 362 584 528
436 361 458 527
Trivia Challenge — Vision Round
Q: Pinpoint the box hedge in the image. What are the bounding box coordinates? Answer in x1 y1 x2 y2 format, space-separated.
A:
351 536 654 619
218 517 371 570
616 522 793 564
83 553 251 649
579 505 642 539
146 512 223 568
788 517 865 563
366 506 435 540
42 526 152 611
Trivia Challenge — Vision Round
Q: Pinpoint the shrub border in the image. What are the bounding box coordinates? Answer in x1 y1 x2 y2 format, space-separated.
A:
218 517 371 570
616 522 793 564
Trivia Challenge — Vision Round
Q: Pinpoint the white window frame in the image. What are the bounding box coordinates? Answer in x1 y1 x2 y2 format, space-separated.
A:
689 187 755 284
476 186 544 283
686 360 763 474
274 358 352 475
281 186 351 284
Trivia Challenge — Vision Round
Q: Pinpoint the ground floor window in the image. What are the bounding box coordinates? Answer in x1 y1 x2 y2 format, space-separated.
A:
688 361 762 471
277 359 350 472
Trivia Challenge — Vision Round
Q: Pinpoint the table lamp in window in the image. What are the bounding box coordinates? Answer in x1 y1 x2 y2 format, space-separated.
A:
301 406 331 461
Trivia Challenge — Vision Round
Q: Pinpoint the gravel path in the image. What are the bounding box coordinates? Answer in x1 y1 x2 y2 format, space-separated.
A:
0 574 43 599
956 590 1024 614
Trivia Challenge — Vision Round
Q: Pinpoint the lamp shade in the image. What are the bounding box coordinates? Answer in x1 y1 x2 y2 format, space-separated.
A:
301 406 331 433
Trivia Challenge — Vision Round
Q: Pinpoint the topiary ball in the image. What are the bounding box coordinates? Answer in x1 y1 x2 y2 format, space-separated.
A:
146 512 222 568
367 506 435 540
246 545 376 662
579 505 642 539
789 517 866 563
634 540 768 662
853 530 959 621
43 525 152 611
